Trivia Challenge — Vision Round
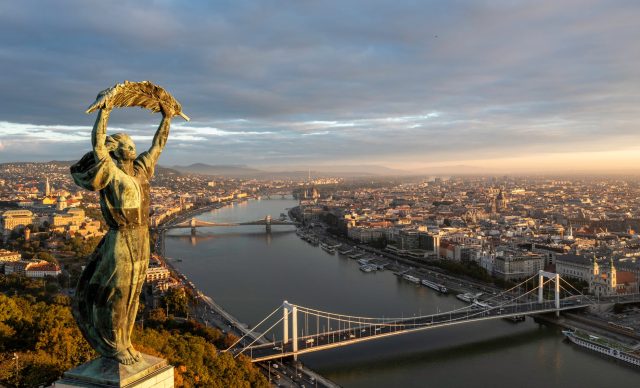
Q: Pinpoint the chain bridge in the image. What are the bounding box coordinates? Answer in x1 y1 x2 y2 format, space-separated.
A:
159 215 298 233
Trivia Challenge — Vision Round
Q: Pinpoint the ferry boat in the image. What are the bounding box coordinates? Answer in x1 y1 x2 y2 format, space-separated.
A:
421 279 448 294
456 293 474 303
403 274 420 284
562 329 640 367
471 300 491 309
360 264 375 273
338 248 354 255
349 252 365 259
320 243 336 254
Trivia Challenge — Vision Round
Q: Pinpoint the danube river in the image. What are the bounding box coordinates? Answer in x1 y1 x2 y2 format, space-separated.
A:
165 198 639 387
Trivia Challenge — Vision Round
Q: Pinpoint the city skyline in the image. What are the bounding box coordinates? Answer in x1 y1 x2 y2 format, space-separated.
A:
1 1 639 173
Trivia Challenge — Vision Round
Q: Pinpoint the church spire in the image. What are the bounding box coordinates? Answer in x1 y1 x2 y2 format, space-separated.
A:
45 177 51 197
609 257 617 289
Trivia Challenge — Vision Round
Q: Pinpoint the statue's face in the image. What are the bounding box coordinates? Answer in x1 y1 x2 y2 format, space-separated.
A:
115 138 137 161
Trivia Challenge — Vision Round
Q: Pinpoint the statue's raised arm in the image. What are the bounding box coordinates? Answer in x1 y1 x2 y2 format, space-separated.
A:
91 108 112 161
147 104 174 162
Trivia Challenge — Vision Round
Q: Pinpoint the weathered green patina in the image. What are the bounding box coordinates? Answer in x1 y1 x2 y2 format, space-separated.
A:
70 85 176 365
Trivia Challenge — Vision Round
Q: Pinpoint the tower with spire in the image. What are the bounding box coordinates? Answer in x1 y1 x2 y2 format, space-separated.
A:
45 177 51 197
566 223 574 240
608 257 617 290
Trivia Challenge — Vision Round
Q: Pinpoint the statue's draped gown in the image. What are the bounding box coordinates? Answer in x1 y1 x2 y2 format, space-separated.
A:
70 151 155 358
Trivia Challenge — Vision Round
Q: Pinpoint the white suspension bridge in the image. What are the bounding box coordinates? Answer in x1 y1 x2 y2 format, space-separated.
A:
225 271 597 362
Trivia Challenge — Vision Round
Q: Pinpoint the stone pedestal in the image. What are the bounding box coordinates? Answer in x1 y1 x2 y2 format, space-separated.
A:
54 354 174 388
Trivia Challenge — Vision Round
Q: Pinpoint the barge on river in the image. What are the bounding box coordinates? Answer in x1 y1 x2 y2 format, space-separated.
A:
562 329 640 367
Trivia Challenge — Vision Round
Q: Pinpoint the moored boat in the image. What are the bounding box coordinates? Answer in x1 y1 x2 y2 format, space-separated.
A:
421 279 448 294
456 293 474 303
563 329 640 367
403 274 420 284
320 242 336 254
359 264 375 273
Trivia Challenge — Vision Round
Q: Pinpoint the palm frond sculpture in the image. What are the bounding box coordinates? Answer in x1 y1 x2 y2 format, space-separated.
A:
86 80 190 121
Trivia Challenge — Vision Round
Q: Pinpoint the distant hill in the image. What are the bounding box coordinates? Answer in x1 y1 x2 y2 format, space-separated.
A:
413 164 493 175
155 165 182 176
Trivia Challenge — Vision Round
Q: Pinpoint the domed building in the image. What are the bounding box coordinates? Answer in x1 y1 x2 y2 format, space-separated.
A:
496 189 508 212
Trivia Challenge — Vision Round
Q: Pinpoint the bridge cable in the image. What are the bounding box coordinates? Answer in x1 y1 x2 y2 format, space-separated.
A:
291 273 541 322
224 304 283 352
234 315 286 358
559 277 596 304
290 280 554 335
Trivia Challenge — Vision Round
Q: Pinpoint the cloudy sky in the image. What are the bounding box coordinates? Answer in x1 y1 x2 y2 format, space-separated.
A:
1 0 639 173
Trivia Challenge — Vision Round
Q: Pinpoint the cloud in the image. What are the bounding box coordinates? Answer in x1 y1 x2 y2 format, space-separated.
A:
0 0 639 170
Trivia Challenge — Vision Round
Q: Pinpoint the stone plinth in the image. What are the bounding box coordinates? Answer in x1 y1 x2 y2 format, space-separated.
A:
54 354 174 388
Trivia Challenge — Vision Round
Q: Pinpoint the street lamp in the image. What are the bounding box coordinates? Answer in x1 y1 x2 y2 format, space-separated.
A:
12 353 19 385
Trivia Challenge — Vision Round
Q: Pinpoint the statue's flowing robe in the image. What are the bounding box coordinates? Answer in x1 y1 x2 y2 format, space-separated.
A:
70 151 155 358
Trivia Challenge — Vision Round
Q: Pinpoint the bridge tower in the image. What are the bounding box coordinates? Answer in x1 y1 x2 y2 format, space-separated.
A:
283 302 289 345
538 270 561 316
190 217 197 236
292 305 298 359
283 301 298 359
265 215 272 232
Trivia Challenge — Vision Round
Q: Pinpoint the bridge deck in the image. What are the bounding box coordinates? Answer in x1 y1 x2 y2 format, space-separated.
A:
244 301 589 362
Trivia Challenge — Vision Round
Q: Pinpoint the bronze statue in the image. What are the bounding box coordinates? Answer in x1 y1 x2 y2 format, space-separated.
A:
70 81 188 365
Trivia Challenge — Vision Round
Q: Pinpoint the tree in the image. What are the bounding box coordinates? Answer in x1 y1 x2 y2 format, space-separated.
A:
34 251 57 265
163 287 189 317
147 308 167 325
0 292 268 387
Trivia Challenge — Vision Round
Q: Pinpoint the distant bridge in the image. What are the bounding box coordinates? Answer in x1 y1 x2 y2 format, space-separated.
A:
159 215 298 233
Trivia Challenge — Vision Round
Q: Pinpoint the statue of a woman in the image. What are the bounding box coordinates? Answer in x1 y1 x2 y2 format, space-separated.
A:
70 100 174 365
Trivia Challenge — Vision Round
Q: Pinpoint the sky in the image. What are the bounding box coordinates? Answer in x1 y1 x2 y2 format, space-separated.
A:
0 0 639 173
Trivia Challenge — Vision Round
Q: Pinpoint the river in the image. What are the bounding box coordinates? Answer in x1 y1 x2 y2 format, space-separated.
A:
165 198 640 387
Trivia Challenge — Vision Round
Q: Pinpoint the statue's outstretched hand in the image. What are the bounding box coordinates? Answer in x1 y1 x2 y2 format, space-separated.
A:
160 102 176 118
